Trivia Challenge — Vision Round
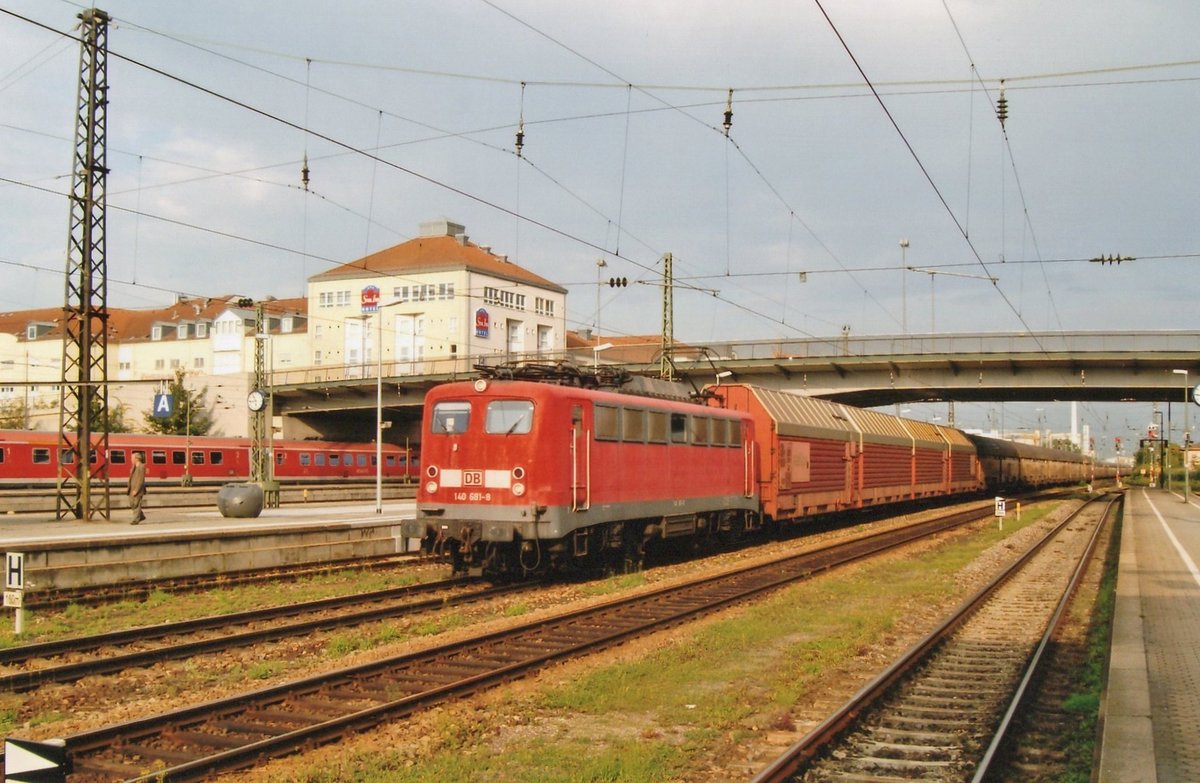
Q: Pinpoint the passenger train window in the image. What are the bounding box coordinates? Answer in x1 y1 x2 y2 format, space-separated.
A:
211 452 223 465
647 411 668 443
110 450 127 464
32 448 50 464
357 454 367 467
172 451 186 465
0 449 5 464
193 452 206 465
315 454 325 466
152 450 166 465
595 404 620 441
622 408 646 442
670 413 688 444
432 401 471 434
275 452 284 465
59 449 74 464
330 454 340 467
300 453 311 466
485 400 534 435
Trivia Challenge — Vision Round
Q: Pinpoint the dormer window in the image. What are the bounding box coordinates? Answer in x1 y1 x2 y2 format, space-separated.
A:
151 325 163 341
282 316 293 334
26 326 36 340
176 323 188 339
196 322 208 338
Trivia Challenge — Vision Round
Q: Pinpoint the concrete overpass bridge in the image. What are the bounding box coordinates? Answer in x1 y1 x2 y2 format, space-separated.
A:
267 330 1200 442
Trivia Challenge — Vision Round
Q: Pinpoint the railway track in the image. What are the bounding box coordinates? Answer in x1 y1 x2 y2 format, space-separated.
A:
749 493 1118 783
0 576 528 691
23 552 433 611
17 502 1002 782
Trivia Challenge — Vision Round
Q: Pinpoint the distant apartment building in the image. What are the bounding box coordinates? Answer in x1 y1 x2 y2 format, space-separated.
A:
1 218 568 436
0 296 307 436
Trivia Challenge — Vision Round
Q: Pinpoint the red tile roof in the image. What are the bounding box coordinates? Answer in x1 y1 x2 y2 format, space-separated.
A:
310 234 567 294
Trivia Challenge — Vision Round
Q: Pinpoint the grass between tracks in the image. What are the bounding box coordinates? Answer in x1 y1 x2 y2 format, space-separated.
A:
1060 511 1122 782
264 504 1064 783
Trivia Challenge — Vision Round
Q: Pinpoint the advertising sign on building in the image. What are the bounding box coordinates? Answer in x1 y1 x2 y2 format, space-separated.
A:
475 308 490 338
361 285 380 314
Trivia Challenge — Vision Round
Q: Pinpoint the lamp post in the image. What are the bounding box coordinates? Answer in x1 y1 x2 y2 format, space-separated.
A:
1174 369 1189 500
595 258 607 344
373 299 405 515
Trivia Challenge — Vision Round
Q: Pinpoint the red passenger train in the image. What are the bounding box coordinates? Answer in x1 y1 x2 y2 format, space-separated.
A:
0 430 417 487
404 365 1104 578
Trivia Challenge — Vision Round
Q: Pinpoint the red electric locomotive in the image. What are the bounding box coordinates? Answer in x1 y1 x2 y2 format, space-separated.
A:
404 377 759 575
0 430 416 486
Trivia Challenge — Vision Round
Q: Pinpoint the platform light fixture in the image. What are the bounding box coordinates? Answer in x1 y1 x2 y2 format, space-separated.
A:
1173 369 1189 501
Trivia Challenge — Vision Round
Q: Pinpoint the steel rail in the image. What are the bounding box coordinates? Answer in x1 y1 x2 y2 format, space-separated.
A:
0 576 520 691
969 494 1118 781
748 493 1118 783
42 500 1004 781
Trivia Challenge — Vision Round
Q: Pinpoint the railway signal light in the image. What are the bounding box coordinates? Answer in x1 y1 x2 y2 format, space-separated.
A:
609 277 627 288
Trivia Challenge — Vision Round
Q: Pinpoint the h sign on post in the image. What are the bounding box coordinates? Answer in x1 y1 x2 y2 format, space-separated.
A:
5 553 22 590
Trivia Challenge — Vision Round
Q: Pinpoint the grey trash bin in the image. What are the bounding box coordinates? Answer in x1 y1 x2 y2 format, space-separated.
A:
217 483 264 518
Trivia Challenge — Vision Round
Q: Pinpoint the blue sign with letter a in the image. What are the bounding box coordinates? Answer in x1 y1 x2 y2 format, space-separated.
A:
152 393 175 419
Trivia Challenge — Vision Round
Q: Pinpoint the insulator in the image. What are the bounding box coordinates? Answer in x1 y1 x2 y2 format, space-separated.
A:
301 153 310 191
609 277 627 288
996 80 1008 130
515 119 525 158
722 88 733 137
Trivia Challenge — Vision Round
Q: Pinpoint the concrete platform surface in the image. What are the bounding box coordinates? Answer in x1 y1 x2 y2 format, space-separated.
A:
1100 488 1200 783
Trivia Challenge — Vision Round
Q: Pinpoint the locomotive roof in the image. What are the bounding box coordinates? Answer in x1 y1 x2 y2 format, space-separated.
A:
427 378 749 416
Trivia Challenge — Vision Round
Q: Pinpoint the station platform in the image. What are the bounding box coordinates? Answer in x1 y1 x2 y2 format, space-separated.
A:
1100 487 1200 783
0 500 418 593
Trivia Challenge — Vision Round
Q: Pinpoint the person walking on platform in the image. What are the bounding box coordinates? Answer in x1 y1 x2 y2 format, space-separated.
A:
128 452 147 524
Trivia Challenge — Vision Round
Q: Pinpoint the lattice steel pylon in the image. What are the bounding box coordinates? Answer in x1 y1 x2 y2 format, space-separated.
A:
660 252 674 381
56 8 112 520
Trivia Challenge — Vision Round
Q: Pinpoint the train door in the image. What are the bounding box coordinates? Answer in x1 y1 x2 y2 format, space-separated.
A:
570 402 589 511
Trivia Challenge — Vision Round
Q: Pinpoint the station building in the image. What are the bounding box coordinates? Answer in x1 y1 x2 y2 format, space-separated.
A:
0 218 568 438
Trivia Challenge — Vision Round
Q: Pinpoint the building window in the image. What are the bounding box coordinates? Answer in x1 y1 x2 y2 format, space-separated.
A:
170 358 180 368
196 323 208 338
282 316 293 333
151 325 162 341
176 324 188 339
193 357 205 369
535 297 555 317
154 359 165 370
314 350 322 366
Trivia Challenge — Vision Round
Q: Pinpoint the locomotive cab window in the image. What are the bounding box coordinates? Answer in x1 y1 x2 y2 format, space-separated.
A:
485 400 533 434
432 401 471 434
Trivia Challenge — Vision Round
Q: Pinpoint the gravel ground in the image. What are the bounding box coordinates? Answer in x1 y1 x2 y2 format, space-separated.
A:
7 497 1081 781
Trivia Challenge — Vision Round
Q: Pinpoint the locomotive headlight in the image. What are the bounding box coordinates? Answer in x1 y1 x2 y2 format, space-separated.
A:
473 379 489 393
425 480 438 494
512 482 526 497
512 466 526 480
426 465 439 478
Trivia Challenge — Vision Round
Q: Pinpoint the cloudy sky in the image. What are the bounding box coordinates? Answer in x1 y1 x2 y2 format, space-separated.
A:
2 0 1197 443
